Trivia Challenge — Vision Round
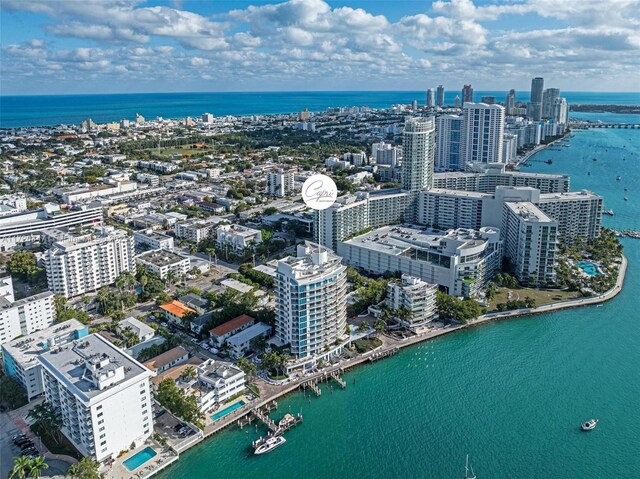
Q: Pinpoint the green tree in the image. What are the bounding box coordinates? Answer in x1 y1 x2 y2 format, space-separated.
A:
237 357 257 379
10 456 32 479
156 379 205 429
28 456 49 478
0 373 28 409
7 252 39 278
180 366 197 381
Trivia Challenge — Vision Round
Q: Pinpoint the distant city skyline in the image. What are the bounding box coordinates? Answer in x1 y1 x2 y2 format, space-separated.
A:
1 0 639 95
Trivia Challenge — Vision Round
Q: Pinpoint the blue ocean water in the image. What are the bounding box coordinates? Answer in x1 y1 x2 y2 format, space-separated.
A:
1 90 638 128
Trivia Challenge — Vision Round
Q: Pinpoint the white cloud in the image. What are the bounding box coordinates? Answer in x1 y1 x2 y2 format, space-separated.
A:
1 0 639 92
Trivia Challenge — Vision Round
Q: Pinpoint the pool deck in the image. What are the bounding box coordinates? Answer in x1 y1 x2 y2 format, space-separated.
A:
110 255 627 478
104 442 178 479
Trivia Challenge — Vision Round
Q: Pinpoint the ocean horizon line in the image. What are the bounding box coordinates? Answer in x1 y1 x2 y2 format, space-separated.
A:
2 89 639 99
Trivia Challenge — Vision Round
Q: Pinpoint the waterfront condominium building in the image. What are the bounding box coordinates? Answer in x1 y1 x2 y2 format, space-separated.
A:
436 85 445 107
432 164 570 194
502 202 558 284
2 319 88 401
267 168 295 197
386 274 438 329
0 276 56 346
315 191 408 251
37 334 154 463
402 117 436 192
338 225 503 298
460 103 505 165
43 227 135 298
528 77 544 121
462 84 474 104
542 88 560 118
436 114 463 171
418 188 488 231
426 88 435 107
553 98 569 125
538 190 602 241
275 242 347 359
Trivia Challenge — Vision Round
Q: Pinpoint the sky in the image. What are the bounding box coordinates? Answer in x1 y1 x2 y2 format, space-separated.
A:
1 0 639 95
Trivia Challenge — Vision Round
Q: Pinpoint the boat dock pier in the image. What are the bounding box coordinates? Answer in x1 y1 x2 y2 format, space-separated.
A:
302 380 322 397
613 230 640 239
237 401 278 430
368 347 399 362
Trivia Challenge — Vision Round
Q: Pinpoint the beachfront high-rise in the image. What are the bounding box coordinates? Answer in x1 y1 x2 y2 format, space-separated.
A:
402 117 435 191
436 114 463 171
462 84 474 104
426 88 435 107
275 242 347 360
542 88 560 118
436 85 445 107
460 103 505 165
503 202 558 284
37 334 154 463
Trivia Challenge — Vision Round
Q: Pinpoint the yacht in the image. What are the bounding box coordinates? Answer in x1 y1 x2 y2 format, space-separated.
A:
254 436 286 455
581 419 598 431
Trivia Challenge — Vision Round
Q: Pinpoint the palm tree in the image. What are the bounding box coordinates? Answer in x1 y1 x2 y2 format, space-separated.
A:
181 366 197 381
66 463 79 479
10 456 32 479
28 456 48 478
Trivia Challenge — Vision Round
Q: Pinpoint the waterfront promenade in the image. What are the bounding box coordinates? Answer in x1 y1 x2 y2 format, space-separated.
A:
147 255 628 477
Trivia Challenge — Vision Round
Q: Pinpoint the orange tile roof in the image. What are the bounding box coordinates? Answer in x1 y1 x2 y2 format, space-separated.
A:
160 300 195 318
209 314 255 337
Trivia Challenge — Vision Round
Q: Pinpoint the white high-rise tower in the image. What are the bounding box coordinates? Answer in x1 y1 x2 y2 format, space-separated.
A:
460 103 505 166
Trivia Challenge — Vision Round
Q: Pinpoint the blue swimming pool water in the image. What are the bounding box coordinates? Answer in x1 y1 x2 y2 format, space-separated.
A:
577 261 599 276
211 400 246 421
123 447 157 471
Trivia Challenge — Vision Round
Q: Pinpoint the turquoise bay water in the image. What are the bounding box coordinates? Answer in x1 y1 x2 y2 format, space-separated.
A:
123 447 157 471
211 400 246 421
157 123 640 478
1 91 638 128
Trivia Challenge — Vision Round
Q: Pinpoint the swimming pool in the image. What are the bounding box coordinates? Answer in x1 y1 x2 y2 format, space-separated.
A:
577 261 599 276
123 447 157 471
211 400 246 421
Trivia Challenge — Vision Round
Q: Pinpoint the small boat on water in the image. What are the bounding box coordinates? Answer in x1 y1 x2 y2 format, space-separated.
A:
616 176 622 181
254 435 286 455
581 419 598 431
464 455 476 479
624 197 629 201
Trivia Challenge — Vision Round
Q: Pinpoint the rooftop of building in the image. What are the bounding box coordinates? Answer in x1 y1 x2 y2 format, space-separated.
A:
220 278 254 294
216 223 261 236
37 333 150 400
151 356 204 385
539 189 601 200
341 225 496 256
143 345 189 371
47 227 129 253
119 317 154 338
137 249 188 267
198 359 244 382
159 300 195 318
209 314 255 337
276 242 344 280
0 289 54 310
2 319 87 366
226 322 271 347
426 188 491 199
505 202 556 223
178 293 208 310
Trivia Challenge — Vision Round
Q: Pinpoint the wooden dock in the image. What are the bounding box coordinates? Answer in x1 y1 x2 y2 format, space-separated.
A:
368 347 399 362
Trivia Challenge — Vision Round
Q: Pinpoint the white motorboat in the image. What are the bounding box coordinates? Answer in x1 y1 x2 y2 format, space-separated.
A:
254 435 286 455
581 419 598 431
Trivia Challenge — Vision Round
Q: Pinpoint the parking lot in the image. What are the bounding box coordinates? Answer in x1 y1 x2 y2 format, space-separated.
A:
152 406 198 449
